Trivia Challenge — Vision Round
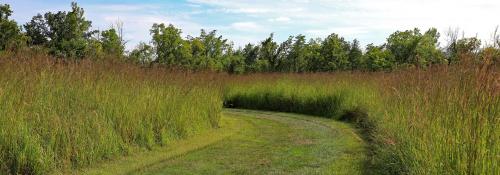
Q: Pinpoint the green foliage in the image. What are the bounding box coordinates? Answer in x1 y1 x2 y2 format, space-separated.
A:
188 37 206 68
284 35 308 72
444 29 483 64
448 37 482 64
42 2 96 58
101 28 125 58
320 33 351 71
1 1 493 70
242 43 260 72
0 4 12 20
259 34 279 71
303 38 323 72
187 29 231 70
24 14 49 46
0 4 23 51
456 37 481 55
22 3 125 59
223 53 246 74
348 39 364 70
364 44 394 71
0 1 476 72
150 23 191 65
129 42 155 64
84 38 104 59
415 28 446 65
199 29 228 60
386 28 445 67
386 28 421 65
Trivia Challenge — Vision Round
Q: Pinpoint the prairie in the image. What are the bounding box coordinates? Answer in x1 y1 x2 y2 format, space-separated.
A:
0 54 498 174
224 64 499 174
1 1 500 174
0 55 222 174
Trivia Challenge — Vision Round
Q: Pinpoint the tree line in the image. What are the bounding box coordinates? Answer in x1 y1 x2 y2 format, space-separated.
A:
1 3 498 73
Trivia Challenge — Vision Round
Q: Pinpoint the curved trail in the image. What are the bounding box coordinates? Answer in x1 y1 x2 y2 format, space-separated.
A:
81 109 367 175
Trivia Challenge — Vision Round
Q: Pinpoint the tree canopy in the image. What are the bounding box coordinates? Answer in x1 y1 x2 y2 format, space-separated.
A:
1 2 498 72
0 4 23 51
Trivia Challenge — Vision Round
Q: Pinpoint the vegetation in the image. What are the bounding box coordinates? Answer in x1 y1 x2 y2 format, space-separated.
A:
373 64 498 174
224 73 378 120
140 109 366 175
224 62 499 174
0 4 25 51
0 55 222 174
75 109 366 175
80 110 243 175
1 2 498 72
1 1 499 175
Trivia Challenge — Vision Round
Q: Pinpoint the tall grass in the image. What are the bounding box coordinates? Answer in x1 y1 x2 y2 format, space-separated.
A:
224 73 382 132
1 51 498 174
373 64 499 174
226 74 374 116
0 54 222 174
224 65 499 174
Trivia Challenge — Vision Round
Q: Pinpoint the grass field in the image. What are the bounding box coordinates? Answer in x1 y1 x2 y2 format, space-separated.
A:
0 55 498 174
0 56 222 174
143 109 366 175
1 1 499 173
78 110 243 175
224 65 499 174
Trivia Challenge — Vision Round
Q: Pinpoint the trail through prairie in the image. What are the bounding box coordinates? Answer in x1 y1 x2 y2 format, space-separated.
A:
82 109 367 175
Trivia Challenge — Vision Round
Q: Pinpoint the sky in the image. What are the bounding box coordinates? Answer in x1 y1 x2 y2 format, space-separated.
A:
4 0 500 50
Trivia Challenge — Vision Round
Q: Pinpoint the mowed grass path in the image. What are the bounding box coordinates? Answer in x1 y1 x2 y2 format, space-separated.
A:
82 109 367 175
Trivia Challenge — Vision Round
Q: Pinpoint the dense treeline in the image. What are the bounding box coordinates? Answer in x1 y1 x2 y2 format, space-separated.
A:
1 2 499 73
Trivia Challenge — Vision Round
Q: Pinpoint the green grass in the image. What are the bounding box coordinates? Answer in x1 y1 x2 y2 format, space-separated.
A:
137 109 366 175
224 75 380 120
0 57 222 174
372 67 500 174
1 54 497 174
78 112 243 175
223 67 499 174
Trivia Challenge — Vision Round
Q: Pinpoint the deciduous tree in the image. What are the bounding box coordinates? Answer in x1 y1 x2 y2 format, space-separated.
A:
0 4 23 51
320 33 350 71
364 44 394 71
41 2 96 58
101 28 125 58
150 23 192 65
24 14 49 46
129 42 155 64
348 39 364 70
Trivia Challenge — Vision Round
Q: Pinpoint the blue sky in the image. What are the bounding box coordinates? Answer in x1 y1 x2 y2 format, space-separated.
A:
4 0 500 50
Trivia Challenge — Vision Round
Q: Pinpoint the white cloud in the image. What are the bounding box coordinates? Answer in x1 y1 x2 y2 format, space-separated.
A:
225 8 270 14
269 17 291 23
306 27 368 38
90 4 160 12
230 22 264 32
89 12 205 50
189 0 500 46
9 0 499 50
